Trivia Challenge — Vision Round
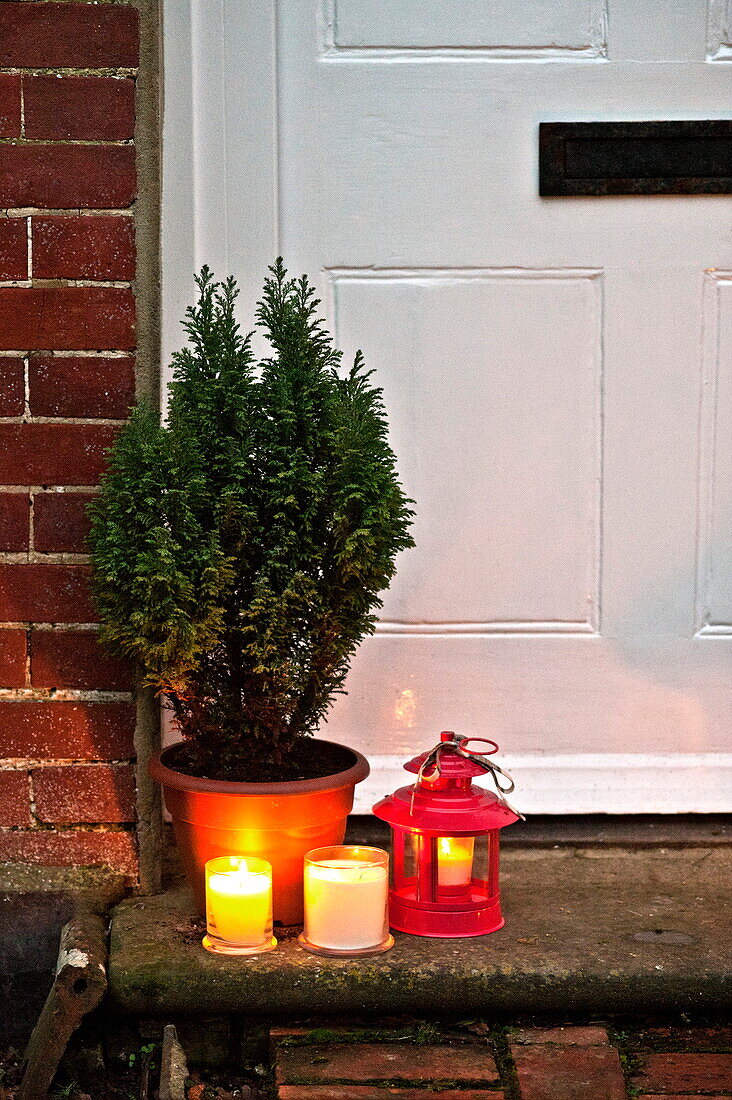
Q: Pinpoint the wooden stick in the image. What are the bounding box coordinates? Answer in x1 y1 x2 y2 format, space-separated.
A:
18 912 108 1100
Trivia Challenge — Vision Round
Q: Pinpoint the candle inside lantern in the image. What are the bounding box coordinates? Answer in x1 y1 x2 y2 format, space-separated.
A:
203 856 276 955
437 836 474 888
299 846 393 956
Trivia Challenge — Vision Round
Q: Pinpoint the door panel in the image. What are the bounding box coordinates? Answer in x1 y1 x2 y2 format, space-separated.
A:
331 269 602 629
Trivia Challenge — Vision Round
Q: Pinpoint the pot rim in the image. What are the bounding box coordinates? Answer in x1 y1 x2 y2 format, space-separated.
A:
149 738 370 795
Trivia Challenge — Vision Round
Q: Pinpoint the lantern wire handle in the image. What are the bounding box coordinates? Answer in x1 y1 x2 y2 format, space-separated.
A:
412 734 525 821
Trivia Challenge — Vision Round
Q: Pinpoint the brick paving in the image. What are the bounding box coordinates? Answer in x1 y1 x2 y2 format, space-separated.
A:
510 1027 626 1099
631 1052 732 1095
276 1042 500 1087
271 1022 732 1099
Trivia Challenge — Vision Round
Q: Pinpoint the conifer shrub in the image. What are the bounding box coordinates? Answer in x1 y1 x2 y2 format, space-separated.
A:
88 261 414 781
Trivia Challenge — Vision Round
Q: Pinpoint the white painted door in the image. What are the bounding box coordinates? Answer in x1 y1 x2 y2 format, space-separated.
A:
163 0 732 812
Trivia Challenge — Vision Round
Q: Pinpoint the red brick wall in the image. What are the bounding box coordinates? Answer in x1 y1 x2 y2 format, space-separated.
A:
0 1 144 881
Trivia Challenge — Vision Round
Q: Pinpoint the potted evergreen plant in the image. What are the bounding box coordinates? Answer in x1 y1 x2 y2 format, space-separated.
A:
88 261 414 922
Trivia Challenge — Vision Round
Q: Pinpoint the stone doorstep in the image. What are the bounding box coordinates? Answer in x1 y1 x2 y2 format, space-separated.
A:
108 845 732 1019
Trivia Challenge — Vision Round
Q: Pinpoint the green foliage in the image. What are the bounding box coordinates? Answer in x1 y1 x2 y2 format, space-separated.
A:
89 261 414 777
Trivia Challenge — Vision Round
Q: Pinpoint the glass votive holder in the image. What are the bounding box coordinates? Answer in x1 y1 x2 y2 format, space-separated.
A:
202 855 277 956
298 845 394 957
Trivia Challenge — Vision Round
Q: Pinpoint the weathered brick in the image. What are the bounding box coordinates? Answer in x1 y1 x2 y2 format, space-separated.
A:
633 1052 732 1095
626 1024 732 1052
0 563 96 622
0 492 30 551
278 1090 502 1100
0 287 135 352
0 701 134 758
0 145 136 209
0 770 30 825
276 1045 499 1087
0 357 24 416
0 829 137 878
23 75 135 142
0 629 27 688
0 770 30 827
0 217 26 280
33 492 93 553
32 216 135 282
31 629 131 691
33 763 136 824
512 1027 610 1046
0 3 139 69
0 74 21 138
510 1045 627 1100
0 424 119 485
29 354 135 417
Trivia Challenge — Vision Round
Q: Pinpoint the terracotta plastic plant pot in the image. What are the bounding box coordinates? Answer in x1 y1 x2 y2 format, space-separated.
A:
149 740 370 925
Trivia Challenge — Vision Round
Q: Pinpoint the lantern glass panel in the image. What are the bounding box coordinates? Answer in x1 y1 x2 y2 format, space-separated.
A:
399 830 418 884
473 834 491 888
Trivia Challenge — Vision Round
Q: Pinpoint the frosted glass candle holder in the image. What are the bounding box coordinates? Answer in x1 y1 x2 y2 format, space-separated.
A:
203 855 277 956
299 845 394 957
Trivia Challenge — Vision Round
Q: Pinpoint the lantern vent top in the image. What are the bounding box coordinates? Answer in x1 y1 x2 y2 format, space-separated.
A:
404 732 499 781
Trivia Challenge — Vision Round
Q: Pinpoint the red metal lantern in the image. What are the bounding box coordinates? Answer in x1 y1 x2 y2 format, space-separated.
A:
373 732 521 938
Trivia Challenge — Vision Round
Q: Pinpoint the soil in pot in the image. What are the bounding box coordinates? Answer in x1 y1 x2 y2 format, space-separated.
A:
164 737 358 785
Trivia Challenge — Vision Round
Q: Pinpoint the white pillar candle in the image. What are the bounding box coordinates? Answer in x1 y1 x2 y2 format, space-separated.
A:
303 848 390 953
437 836 474 888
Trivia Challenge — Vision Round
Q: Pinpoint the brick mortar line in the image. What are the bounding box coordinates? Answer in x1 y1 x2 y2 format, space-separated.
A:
1 70 138 79
13 73 135 83
0 137 134 147
0 67 137 76
27 765 39 826
19 73 25 139
0 552 91 563
0 351 135 359
0 281 133 289
0 351 134 359
0 688 132 700
0 624 100 632
3 209 135 217
26 476 34 553
25 215 31 283
0 486 100 492
0 623 101 631
1 1 136 7
22 350 30 418
0 759 135 769
0 416 127 425
23 596 32 689
0 823 137 834
1 1 136 8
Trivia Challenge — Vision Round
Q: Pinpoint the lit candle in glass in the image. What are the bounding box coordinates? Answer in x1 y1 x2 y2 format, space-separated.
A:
299 846 393 957
437 836 474 888
203 856 277 955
